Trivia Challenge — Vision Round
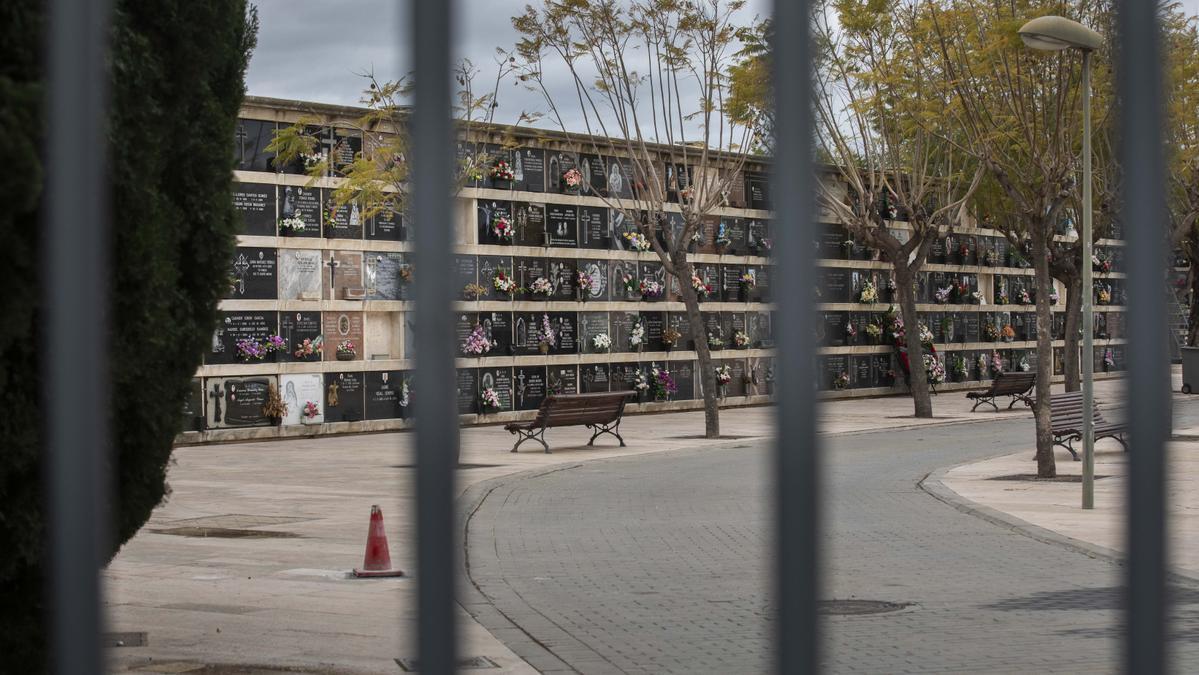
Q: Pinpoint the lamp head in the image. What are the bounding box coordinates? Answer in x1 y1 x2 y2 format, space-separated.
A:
1019 15 1103 52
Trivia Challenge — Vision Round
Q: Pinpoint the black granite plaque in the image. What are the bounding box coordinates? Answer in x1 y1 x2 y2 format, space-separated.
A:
454 255 478 299
822 312 845 347
747 219 770 256
725 359 748 397
694 264 722 302
822 355 849 391
227 247 277 300
478 367 514 413
721 218 748 255
871 354 896 387
702 312 725 350
365 370 408 420
513 257 549 302
642 312 666 351
182 378 204 432
639 262 667 303
579 312 611 354
965 313 981 343
546 204 578 247
514 147 545 192
579 363 611 393
479 311 512 356
221 377 272 426
207 311 279 365
579 206 611 249
670 360 696 400
477 255 514 302
547 365 578 397
549 312 577 354
754 266 772 303
277 185 321 238
279 311 322 363
325 371 366 422
366 207 404 242
610 260 640 302
575 259 609 302
721 265 747 301
457 141 479 188
321 191 364 239
603 156 634 199
329 127 362 176
929 236 946 264
480 144 511 190
579 154 606 196
548 258 576 301
610 311 638 353
234 118 276 172
477 199 514 245
455 313 477 355
821 268 851 303
851 356 873 389
514 366 548 411
610 362 643 395
456 368 478 415
610 209 639 251
666 312 693 350
748 311 773 348
232 182 276 235
512 202 546 247
725 169 747 208
746 171 771 210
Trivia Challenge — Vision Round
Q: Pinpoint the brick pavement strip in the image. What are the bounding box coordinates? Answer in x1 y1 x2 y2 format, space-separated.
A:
461 417 1199 674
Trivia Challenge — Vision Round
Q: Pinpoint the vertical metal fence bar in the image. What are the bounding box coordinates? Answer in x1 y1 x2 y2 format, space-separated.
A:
410 1 457 674
1117 1 1170 673
44 0 111 672
772 0 820 672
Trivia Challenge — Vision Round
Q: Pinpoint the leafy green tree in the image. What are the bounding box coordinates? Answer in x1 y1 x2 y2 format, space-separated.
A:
0 2 257 666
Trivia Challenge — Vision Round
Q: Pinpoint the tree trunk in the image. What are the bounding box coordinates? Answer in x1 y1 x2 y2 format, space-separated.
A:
894 268 933 418
673 257 720 438
1060 272 1082 392
1031 230 1057 478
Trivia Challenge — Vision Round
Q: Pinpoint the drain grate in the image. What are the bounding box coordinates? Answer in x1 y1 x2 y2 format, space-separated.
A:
819 599 911 616
102 632 147 647
989 473 1110 483
152 527 300 539
159 514 311 529
395 656 499 671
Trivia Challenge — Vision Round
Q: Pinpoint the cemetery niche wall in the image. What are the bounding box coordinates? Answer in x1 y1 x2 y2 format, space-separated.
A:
180 96 1128 443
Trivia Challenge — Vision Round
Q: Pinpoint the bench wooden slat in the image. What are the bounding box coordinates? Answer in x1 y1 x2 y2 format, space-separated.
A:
505 391 636 453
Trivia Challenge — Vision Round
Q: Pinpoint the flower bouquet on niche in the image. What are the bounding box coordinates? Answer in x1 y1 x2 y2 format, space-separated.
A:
934 286 952 304
261 385 287 426
537 313 556 354
562 167 583 193
707 332 725 351
662 327 682 352
640 278 664 301
591 332 612 353
1017 288 1031 305
865 322 883 344
691 274 714 301
982 322 1000 342
278 215 306 236
1103 348 1116 371
493 268 517 297
859 280 878 304
480 387 502 413
1000 325 1016 342
632 369 650 400
575 269 594 301
336 340 357 361
462 283 487 301
924 354 946 386
739 272 756 301
293 337 322 360
990 350 1004 376
489 159 515 188
491 215 514 243
651 365 678 401
461 323 493 356
301 401 320 424
845 321 857 344
977 353 990 379
833 371 850 390
628 318 646 351
733 330 751 350
715 364 733 388
236 338 267 362
951 354 969 382
529 276 554 298
623 231 652 252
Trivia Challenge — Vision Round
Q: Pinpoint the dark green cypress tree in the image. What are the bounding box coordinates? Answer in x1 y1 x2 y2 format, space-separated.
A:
0 2 257 667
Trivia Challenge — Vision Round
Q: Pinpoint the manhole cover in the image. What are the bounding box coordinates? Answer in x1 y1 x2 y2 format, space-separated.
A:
151 527 300 539
819 600 910 616
989 473 1110 483
395 656 498 671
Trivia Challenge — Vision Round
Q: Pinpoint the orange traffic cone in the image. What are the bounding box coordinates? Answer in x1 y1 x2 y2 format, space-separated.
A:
352 505 405 578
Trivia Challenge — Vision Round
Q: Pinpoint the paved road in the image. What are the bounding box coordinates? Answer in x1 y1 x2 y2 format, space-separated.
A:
464 405 1199 674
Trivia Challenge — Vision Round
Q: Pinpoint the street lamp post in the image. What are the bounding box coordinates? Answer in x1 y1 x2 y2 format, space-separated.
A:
1018 16 1103 509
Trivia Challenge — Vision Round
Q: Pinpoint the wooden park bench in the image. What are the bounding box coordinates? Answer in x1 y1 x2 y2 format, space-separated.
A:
1048 391 1128 461
966 371 1036 412
504 391 636 453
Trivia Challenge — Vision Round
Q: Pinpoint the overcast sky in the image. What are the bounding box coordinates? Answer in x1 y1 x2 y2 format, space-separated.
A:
245 0 1199 135
245 0 771 134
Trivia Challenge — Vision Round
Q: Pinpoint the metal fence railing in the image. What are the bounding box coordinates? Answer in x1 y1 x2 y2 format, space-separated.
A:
44 0 1169 673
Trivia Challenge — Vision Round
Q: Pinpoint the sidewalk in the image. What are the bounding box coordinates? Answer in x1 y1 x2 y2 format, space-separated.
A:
939 369 1199 579
105 382 1113 674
